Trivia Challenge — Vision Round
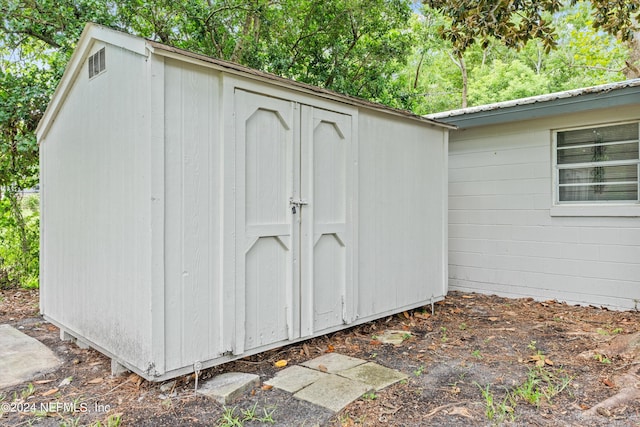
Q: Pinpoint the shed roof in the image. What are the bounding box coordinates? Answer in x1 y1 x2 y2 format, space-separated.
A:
426 79 640 129
37 23 453 140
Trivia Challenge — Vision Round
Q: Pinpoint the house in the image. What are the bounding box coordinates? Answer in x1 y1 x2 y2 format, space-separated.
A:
428 80 640 311
36 23 451 380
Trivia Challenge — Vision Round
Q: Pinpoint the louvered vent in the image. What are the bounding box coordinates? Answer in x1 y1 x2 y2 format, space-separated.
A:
88 48 106 78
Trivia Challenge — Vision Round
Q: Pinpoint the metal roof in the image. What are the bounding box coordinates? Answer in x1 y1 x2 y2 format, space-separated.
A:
426 79 640 129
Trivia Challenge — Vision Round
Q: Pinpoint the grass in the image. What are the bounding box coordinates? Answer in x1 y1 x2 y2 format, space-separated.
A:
216 403 276 427
476 366 573 423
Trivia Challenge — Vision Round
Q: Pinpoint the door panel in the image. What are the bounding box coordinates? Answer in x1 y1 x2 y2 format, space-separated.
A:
301 106 352 335
235 90 295 354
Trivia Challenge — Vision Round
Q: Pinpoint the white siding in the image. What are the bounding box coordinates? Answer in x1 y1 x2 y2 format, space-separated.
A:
40 43 153 367
163 59 223 371
449 106 640 310
358 112 447 317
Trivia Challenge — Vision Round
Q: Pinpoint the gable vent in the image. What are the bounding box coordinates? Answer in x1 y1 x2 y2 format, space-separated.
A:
88 48 106 78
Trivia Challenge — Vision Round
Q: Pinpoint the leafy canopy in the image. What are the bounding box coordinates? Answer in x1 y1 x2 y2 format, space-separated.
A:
424 0 640 54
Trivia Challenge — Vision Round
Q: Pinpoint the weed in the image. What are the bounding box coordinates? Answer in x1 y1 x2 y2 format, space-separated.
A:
459 323 467 330
514 370 543 406
217 404 276 426
402 333 412 341
440 327 448 343
471 349 483 359
217 406 243 427
60 417 82 427
475 383 515 424
527 340 537 351
414 365 425 377
611 328 623 334
594 353 611 364
369 352 377 359
362 391 377 400
107 413 123 427
371 335 379 341
514 367 573 406
21 383 35 399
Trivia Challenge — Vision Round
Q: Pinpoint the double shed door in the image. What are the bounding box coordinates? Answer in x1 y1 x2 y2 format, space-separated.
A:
234 90 354 354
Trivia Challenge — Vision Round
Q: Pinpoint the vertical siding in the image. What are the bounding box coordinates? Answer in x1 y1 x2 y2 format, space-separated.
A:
448 107 640 310
358 112 447 318
40 44 153 367
163 59 222 371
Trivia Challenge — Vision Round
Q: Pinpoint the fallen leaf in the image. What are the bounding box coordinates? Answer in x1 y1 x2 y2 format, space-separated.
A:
579 403 590 410
326 344 335 353
87 377 103 384
370 340 381 346
602 378 615 387
58 377 73 387
34 379 54 384
488 317 499 322
449 406 473 418
414 312 431 319
402 311 410 319
41 388 59 396
461 295 474 299
317 364 328 373
274 360 288 368
261 384 273 390
302 343 310 358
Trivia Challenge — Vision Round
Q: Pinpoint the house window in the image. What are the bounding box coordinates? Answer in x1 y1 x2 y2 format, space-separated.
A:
88 48 106 78
555 122 639 203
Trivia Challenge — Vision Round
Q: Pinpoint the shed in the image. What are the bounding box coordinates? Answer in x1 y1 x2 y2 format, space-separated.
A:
428 80 640 311
36 23 452 381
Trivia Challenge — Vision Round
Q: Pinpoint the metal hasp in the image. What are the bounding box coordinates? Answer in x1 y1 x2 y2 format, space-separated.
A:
289 197 308 214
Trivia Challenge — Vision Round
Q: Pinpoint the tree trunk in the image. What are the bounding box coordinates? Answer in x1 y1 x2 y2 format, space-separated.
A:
459 54 468 108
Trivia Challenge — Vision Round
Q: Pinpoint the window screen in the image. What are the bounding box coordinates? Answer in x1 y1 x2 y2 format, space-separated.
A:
556 122 639 203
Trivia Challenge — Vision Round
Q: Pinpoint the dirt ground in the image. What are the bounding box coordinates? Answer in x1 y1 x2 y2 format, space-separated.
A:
1 288 640 427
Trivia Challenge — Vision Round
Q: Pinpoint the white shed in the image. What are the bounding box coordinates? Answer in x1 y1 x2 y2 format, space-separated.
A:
37 24 451 381
428 80 640 311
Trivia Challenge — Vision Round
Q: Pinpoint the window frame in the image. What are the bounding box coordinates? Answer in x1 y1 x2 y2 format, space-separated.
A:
551 120 640 217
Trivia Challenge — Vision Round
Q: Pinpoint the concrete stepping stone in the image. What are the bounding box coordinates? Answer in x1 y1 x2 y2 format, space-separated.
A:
338 361 408 390
0 324 61 389
301 353 366 374
264 365 329 393
293 374 372 412
196 372 260 404
377 330 411 345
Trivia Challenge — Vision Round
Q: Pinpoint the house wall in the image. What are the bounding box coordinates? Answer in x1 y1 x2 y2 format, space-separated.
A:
448 105 640 310
40 41 154 367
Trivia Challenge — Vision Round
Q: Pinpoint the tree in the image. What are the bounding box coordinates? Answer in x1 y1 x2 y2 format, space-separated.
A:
0 0 415 287
424 0 639 55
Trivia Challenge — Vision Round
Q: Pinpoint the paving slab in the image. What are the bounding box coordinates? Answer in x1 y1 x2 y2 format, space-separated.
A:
301 353 367 374
196 372 260 404
338 361 408 390
293 374 372 412
0 324 62 390
377 330 411 345
264 365 330 393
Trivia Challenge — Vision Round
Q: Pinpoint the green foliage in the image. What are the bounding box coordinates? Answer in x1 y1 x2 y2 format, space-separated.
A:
0 194 39 289
424 0 639 55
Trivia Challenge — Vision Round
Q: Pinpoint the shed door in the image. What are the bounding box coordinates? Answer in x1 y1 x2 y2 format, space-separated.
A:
300 106 352 335
235 90 352 354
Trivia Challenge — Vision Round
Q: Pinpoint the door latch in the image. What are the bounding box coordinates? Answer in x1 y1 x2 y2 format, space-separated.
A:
289 197 308 214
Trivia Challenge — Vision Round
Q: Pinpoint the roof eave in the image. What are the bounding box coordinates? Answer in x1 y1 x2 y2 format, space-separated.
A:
431 84 640 129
